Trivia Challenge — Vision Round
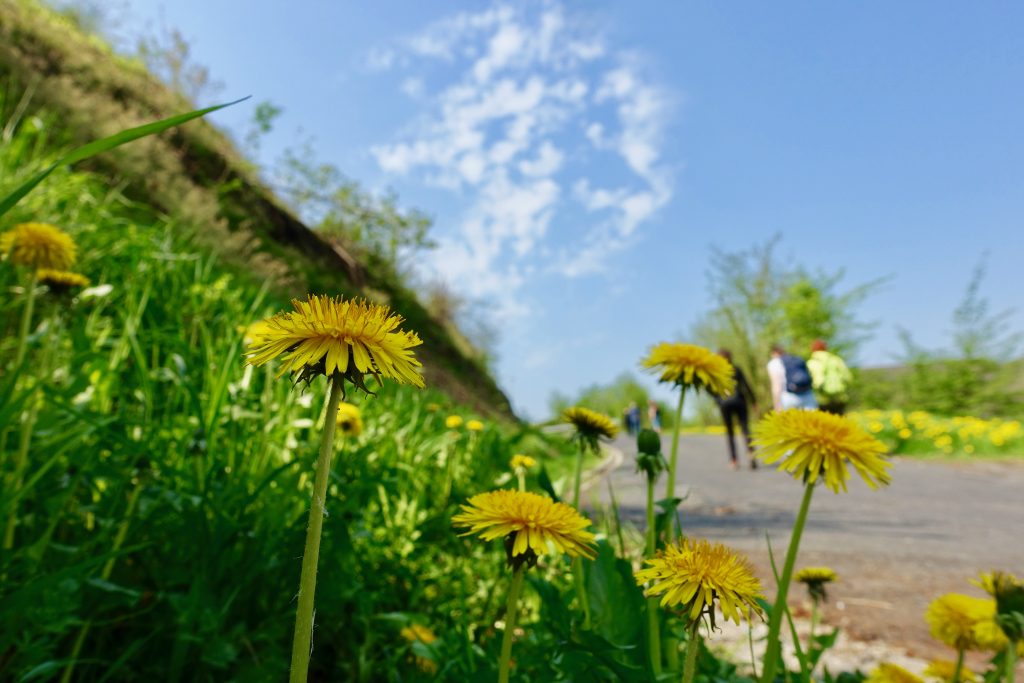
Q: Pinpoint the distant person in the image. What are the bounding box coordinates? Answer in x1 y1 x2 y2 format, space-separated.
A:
647 400 662 433
806 339 853 415
767 344 818 411
715 350 758 470
624 402 641 435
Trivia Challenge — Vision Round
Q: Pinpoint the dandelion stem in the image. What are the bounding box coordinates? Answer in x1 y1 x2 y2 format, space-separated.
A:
953 647 964 683
570 439 592 629
645 475 662 676
682 621 700 683
12 271 38 372
572 440 586 509
498 565 526 683
516 470 526 492
289 375 343 683
664 389 686 535
573 558 592 630
761 482 815 683
1004 641 1016 683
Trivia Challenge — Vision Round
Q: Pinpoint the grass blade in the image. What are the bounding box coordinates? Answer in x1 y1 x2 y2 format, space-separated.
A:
0 97 249 218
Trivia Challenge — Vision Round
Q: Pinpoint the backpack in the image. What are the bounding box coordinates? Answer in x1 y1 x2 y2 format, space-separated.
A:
781 354 813 394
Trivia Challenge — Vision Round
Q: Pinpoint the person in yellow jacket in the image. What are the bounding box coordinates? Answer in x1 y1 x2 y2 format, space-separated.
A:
806 339 853 415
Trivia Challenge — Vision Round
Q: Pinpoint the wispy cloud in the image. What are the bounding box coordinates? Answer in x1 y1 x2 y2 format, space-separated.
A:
367 2 673 318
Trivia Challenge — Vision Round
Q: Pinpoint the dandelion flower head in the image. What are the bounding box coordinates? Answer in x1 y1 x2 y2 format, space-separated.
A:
753 410 891 492
510 454 536 470
926 593 999 652
796 567 838 585
400 623 436 645
0 222 77 270
563 406 618 452
466 419 485 432
634 538 764 625
336 402 363 436
866 663 924 683
640 342 736 397
400 624 438 674
796 566 838 603
445 415 464 429
923 660 976 682
37 269 90 293
973 571 1024 641
245 295 424 391
452 490 597 566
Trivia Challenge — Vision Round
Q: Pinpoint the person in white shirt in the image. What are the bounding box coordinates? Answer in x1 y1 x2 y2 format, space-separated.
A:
767 344 818 411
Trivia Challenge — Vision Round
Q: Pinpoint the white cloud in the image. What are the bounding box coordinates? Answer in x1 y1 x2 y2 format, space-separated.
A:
400 77 425 98
368 2 673 319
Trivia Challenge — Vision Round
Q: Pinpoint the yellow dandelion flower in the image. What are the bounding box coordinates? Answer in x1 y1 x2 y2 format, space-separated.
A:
400 624 438 674
922 659 975 682
866 663 924 683
634 538 764 625
753 410 891 493
245 295 424 390
926 593 999 652
869 421 885 433
466 419 485 432
795 566 838 584
0 222 77 270
563 406 618 452
336 402 363 436
36 268 90 293
510 454 536 470
452 490 597 566
899 428 913 439
796 566 838 603
239 320 272 345
445 415 464 429
400 623 437 645
640 342 736 397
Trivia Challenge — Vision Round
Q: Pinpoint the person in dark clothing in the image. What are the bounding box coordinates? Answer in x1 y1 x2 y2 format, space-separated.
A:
715 349 758 470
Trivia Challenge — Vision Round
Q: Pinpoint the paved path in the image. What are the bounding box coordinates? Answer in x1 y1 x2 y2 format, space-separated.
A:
597 433 1024 664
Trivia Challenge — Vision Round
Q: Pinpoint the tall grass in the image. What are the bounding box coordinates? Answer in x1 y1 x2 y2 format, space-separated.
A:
0 96 572 681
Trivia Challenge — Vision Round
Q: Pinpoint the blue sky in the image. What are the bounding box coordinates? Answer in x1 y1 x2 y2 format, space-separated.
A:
114 1 1024 418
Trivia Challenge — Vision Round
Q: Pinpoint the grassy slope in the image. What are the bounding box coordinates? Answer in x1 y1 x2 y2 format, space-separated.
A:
0 0 513 417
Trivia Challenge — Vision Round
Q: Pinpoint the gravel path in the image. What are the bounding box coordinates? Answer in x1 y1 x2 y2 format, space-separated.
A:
596 433 1024 671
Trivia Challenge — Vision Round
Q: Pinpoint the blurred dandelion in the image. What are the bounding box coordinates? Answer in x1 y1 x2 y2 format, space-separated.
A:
1 222 77 270
923 659 976 682
866 663 925 683
336 402 363 437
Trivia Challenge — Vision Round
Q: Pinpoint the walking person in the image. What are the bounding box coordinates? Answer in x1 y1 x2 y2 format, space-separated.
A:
715 349 758 470
647 399 662 433
767 344 818 411
624 401 641 435
806 339 853 415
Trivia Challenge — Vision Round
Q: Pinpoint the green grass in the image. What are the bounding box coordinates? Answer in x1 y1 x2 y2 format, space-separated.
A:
0 94 584 681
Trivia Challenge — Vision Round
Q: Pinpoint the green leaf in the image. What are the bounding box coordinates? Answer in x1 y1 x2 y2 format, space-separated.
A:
537 464 561 502
0 97 249 219
586 540 644 650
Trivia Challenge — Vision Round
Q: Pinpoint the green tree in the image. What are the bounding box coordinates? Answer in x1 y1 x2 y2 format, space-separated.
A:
276 143 435 274
898 259 1022 416
692 236 881 409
